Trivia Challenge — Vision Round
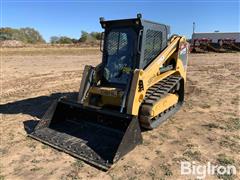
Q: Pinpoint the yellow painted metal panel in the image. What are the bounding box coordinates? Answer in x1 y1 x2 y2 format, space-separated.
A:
150 94 178 117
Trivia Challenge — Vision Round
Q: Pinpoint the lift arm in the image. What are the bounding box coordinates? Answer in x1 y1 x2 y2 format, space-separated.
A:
127 36 188 115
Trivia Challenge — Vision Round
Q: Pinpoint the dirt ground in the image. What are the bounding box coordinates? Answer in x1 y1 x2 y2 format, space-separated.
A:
1 48 239 180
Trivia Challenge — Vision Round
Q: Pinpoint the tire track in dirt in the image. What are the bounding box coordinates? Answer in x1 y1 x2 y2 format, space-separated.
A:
2 70 83 103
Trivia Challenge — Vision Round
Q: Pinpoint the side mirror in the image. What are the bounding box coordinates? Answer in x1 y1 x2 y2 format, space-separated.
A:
100 32 105 52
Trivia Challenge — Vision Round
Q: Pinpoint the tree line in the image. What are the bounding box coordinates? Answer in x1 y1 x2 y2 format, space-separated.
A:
0 27 45 44
0 28 101 44
50 31 101 44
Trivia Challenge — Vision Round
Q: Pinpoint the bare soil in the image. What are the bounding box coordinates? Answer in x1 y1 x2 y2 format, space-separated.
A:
1 48 239 180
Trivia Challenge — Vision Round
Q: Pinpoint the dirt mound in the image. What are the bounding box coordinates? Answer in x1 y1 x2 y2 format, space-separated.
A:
0 40 25 47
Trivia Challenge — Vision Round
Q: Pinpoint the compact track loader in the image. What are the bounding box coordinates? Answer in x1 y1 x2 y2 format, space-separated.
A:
29 14 188 170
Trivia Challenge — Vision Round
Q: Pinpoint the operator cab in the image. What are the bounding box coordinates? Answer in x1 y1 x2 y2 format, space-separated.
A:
100 14 170 88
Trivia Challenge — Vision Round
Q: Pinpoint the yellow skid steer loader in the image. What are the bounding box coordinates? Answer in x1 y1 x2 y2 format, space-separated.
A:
29 14 188 170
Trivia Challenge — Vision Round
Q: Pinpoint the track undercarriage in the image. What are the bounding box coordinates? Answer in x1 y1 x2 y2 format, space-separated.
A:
140 75 184 129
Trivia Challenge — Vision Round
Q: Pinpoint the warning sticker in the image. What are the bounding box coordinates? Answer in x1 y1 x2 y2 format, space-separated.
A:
179 43 188 70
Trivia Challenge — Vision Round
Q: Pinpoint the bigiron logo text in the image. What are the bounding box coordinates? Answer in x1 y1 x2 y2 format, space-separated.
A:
181 161 236 179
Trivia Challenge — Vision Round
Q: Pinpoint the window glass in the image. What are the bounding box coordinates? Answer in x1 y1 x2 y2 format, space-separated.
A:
107 32 128 55
144 30 163 65
103 28 135 85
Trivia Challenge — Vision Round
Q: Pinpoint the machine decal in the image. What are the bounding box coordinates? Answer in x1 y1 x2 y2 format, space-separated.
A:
157 55 165 65
179 43 188 70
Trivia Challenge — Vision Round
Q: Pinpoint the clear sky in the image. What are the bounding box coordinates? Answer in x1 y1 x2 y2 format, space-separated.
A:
1 0 239 41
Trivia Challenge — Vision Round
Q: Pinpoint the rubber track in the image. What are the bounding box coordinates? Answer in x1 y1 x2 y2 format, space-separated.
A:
139 74 182 129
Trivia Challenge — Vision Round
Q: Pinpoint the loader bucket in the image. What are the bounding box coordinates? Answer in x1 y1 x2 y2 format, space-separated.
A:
29 99 142 170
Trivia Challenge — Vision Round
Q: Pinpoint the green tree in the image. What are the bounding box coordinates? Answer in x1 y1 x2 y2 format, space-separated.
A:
58 36 73 44
50 36 73 44
71 38 79 44
20 28 45 43
0 27 45 43
79 31 88 42
50 36 60 44
90 32 102 40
